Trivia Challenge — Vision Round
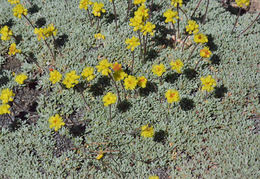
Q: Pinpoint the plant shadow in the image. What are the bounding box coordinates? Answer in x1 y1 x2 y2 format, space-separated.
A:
139 81 158 97
179 98 195 111
183 68 198 80
117 100 132 113
214 85 228 98
89 76 111 96
165 73 180 84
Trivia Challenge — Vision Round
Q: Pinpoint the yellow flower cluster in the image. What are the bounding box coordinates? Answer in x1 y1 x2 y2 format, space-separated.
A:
137 76 147 88
235 0 250 7
141 124 154 138
200 47 212 58
133 0 146 5
62 70 80 88
34 24 57 41
124 75 138 90
149 176 159 179
129 5 149 31
113 69 127 81
13 3 27 18
194 33 208 44
125 36 140 51
81 67 95 81
165 89 180 103
103 92 117 106
0 104 11 115
49 114 65 131
170 59 184 74
142 21 156 36
0 88 15 115
92 2 106 17
163 9 179 24
200 75 217 92
94 33 105 40
8 43 21 56
15 73 28 85
152 64 166 77
186 20 199 34
171 0 183 7
0 26 13 41
79 0 93 10
8 0 20 4
49 70 62 84
96 59 112 76
0 88 15 104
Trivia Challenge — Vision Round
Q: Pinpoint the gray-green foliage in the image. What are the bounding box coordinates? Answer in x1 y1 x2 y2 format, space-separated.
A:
0 0 260 178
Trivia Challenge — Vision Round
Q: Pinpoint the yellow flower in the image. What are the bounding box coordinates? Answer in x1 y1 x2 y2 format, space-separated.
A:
163 9 179 24
133 0 146 5
113 70 127 81
171 0 183 7
96 151 104 160
125 36 140 51
200 46 212 58
62 70 80 88
13 4 27 18
135 5 149 20
141 21 156 36
200 75 216 92
129 16 144 31
0 88 15 104
235 0 250 7
49 70 62 84
8 0 20 4
170 59 184 74
15 73 28 85
34 28 45 41
103 92 117 106
0 104 11 115
94 33 105 40
137 76 147 88
8 43 21 56
194 33 208 44
92 2 106 17
79 0 93 10
149 176 159 179
96 59 112 76
112 62 122 72
81 67 95 81
44 24 57 37
141 124 154 138
124 75 138 90
152 63 166 77
165 89 180 103
186 20 199 34
0 26 13 41
48 114 65 131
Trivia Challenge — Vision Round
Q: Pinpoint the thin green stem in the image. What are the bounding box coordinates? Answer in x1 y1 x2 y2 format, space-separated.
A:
76 86 91 111
191 0 203 18
194 57 203 70
237 12 260 38
179 7 188 22
181 34 190 52
109 105 112 121
112 0 118 31
177 4 180 40
108 73 122 103
131 51 135 73
187 43 199 61
22 14 35 29
231 8 241 34
202 0 209 24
